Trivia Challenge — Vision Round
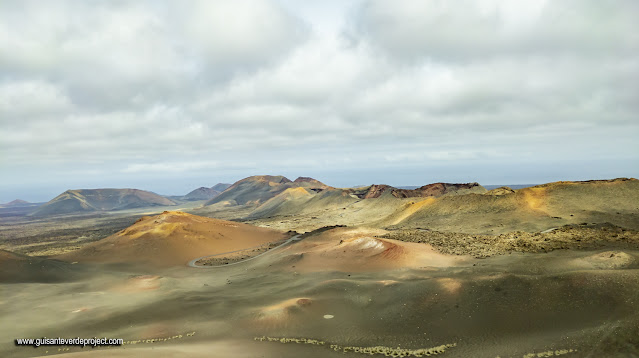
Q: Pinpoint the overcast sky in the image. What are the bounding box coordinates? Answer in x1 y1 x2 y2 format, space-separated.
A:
1 0 638 202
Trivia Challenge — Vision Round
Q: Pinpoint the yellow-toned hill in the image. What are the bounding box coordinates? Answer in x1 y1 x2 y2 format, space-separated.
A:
248 187 314 218
205 175 330 207
267 227 465 272
386 178 639 233
57 211 288 268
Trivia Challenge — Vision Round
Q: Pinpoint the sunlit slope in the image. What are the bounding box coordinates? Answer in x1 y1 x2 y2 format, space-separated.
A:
247 187 315 218
57 211 287 267
388 178 639 233
247 182 486 221
31 188 176 216
264 226 466 272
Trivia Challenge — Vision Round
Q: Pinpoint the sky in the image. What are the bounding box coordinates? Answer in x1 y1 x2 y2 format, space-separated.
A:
1 0 638 202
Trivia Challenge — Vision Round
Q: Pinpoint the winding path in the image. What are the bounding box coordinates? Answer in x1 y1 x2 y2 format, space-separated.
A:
187 234 302 268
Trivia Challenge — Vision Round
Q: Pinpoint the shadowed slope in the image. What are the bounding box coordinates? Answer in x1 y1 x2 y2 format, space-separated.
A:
183 183 232 201
0 199 30 207
183 187 222 201
0 249 83 283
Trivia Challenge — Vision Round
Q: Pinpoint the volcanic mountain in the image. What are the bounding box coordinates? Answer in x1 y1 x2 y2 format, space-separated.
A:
56 211 288 268
348 182 486 199
182 183 231 201
245 181 486 221
205 175 331 206
384 177 639 233
1 199 31 207
31 189 176 216
267 226 464 272
211 183 232 192
243 178 639 235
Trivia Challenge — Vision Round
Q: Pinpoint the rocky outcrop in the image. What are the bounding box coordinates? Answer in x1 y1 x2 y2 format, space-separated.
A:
485 187 515 196
294 177 320 184
392 182 485 198
348 182 486 200
350 184 392 199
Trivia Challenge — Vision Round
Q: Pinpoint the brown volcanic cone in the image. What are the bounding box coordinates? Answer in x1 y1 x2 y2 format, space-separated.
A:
391 182 486 198
205 175 330 206
268 227 465 272
348 182 486 199
57 211 287 268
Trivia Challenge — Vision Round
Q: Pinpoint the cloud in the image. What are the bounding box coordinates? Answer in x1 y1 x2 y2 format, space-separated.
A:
1 0 638 202
0 0 308 110
352 0 639 60
122 161 219 173
0 80 72 117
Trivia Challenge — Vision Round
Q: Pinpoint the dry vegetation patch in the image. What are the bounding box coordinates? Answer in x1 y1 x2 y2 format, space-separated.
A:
381 223 639 258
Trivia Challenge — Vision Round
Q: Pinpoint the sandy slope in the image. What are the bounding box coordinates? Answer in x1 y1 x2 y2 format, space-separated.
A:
3 178 639 357
56 211 287 268
3 224 639 357
0 249 86 283
265 227 468 272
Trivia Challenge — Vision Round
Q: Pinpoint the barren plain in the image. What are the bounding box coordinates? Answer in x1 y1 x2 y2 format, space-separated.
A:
2 177 639 357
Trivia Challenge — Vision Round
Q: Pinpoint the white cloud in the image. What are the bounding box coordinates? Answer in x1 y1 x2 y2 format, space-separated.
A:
122 161 220 173
0 0 308 110
1 0 637 202
180 0 308 68
353 0 639 60
0 80 72 117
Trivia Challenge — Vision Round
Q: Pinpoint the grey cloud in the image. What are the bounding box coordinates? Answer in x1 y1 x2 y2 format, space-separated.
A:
1 0 638 202
0 0 308 110
353 0 639 61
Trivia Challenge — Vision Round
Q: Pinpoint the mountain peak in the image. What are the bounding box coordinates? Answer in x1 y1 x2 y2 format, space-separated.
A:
31 188 176 216
211 183 232 192
239 175 291 184
5 199 30 206
294 177 318 183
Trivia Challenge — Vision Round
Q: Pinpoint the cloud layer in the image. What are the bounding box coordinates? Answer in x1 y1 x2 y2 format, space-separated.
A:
1 0 638 201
